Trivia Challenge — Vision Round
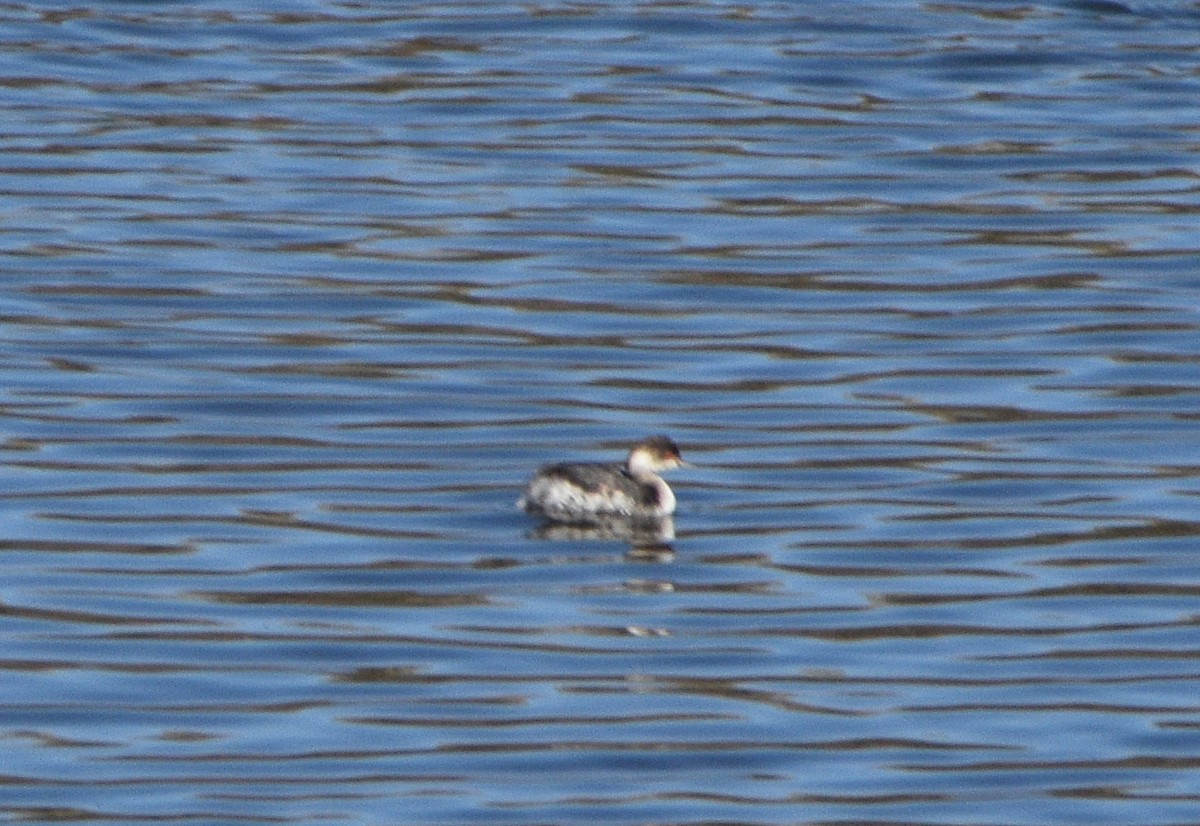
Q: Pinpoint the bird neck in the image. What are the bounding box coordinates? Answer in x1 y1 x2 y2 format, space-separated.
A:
625 451 659 481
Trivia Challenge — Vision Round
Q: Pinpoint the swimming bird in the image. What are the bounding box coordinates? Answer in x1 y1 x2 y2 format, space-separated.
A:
518 435 687 522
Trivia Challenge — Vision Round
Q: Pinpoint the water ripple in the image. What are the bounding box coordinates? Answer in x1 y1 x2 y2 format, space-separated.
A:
1 1 1198 824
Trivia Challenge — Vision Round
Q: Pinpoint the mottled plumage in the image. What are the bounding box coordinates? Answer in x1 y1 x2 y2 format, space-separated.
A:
518 436 686 522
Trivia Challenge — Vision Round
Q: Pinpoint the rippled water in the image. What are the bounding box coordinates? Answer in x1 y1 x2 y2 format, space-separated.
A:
2 1 1199 824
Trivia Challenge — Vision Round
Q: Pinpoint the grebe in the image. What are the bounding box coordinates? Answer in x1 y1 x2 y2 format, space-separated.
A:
518 435 687 522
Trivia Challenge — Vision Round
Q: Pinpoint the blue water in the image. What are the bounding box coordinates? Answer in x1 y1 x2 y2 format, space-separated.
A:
1 1 1198 824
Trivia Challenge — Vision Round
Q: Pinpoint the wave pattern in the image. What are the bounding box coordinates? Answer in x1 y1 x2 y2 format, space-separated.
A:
1 1 1198 824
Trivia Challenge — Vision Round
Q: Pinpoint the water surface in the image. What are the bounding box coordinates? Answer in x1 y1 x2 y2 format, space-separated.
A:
1 1 1198 824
